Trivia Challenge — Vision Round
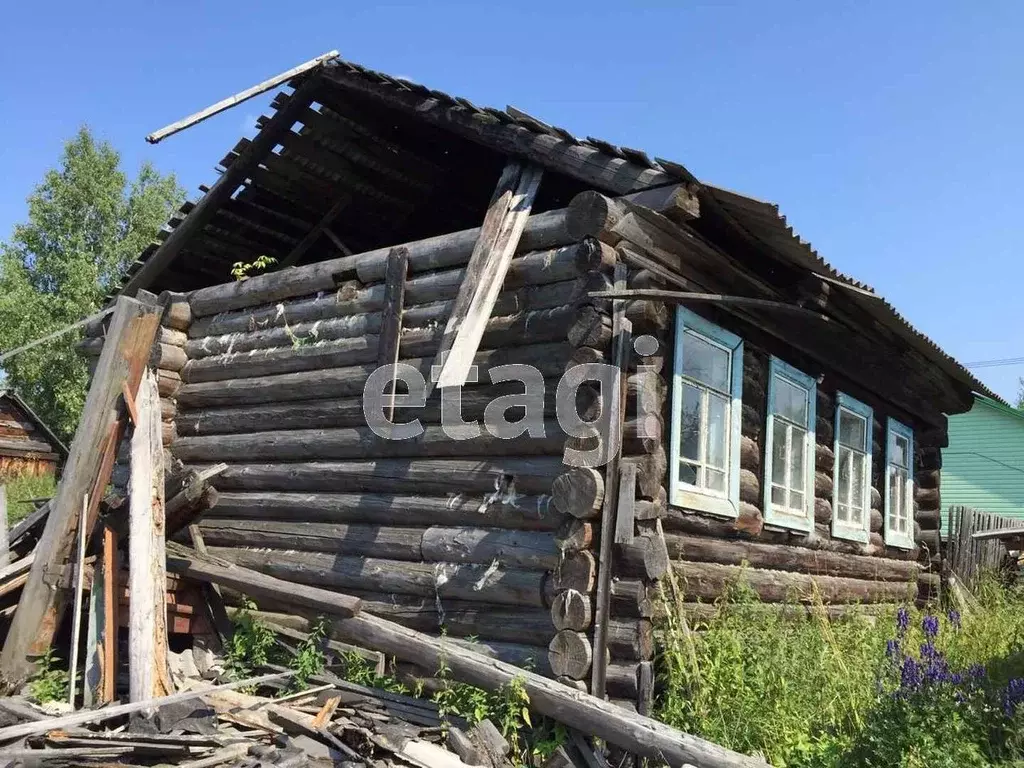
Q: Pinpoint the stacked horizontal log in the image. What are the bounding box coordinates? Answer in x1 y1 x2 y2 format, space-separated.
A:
175 203 627 679
915 424 945 603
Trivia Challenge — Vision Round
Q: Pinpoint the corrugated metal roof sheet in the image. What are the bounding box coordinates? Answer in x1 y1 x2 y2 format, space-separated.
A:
704 184 1001 403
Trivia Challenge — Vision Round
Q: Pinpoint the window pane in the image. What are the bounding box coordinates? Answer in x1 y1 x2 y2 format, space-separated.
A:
789 490 804 513
891 434 909 468
851 452 865 509
680 384 702 461
707 393 729 470
850 504 863 526
839 410 866 449
678 461 698 486
774 376 808 425
772 420 789 485
771 485 786 506
682 331 730 392
789 426 806 491
837 501 850 522
707 469 726 493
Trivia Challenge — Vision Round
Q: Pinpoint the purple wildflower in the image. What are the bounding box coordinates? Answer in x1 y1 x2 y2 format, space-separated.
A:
896 607 910 637
947 609 962 630
922 614 940 639
901 657 922 691
885 639 900 658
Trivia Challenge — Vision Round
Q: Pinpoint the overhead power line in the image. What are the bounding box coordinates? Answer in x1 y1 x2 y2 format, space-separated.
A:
964 356 1024 370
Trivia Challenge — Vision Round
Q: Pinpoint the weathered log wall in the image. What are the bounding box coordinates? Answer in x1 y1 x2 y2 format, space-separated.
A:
0 395 61 478
164 205 616 681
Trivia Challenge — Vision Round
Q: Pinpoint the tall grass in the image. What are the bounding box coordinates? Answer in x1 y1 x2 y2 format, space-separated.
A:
656 568 1024 767
0 471 56 524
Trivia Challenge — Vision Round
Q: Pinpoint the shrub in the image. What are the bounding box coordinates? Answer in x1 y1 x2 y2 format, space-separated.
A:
656 570 1024 768
1 471 56 524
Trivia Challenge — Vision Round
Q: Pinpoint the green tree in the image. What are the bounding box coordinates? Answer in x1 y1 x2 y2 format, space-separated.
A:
1016 378 1024 411
0 126 184 440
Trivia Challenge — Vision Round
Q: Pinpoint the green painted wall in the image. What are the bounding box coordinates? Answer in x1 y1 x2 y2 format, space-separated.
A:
942 396 1024 524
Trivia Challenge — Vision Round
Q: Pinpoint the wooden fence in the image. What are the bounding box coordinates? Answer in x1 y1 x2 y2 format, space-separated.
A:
946 506 1024 590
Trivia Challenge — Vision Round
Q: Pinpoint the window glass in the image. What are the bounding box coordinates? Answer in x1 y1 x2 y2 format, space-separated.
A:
774 377 808 425
766 360 814 522
672 316 740 507
839 410 866 449
885 419 914 547
681 331 731 393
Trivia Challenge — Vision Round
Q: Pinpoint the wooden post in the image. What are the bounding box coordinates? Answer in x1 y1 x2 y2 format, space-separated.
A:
128 369 173 702
0 484 8 570
378 247 409 421
433 161 543 388
67 494 89 707
1 295 162 684
101 524 118 704
591 263 631 698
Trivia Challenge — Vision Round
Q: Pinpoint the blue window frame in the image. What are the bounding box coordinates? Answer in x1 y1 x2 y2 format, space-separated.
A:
885 418 915 549
763 358 816 532
832 393 873 544
669 308 744 518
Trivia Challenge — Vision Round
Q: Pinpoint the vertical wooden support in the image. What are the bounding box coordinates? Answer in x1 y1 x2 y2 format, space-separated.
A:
67 494 89 707
0 484 8 570
433 161 543 388
378 247 410 421
101 524 118 704
591 263 632 698
128 369 173 702
188 523 234 648
1 295 162 684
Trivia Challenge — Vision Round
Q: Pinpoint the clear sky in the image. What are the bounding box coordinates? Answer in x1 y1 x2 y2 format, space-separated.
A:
1 1 1021 401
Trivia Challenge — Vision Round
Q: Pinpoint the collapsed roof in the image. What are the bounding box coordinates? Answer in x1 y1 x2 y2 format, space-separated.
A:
119 55 997 410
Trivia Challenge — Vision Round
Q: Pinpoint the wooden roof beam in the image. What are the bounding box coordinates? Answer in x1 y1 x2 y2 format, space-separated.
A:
120 78 322 299
319 67 675 195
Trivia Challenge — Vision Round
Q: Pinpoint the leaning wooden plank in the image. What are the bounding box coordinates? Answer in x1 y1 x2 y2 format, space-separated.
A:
1 295 163 684
146 51 339 144
129 369 173 702
165 541 361 618
172 546 765 768
67 493 89 706
0 671 293 744
122 79 321 297
0 484 8 570
434 161 543 388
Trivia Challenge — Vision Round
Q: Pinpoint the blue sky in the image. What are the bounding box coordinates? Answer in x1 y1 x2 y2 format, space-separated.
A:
1 1 1021 401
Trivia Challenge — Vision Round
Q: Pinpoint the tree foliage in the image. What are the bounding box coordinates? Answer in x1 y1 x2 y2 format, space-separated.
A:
1016 378 1024 411
0 126 184 439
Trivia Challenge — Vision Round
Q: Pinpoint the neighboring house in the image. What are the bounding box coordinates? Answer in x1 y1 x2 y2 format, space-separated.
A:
86 55 994 704
942 395 1024 526
0 390 67 477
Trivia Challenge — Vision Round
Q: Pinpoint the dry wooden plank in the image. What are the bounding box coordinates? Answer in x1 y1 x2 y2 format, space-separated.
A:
591 263 631 698
0 671 293 743
128 369 173 702
434 161 544 388
0 485 8 570
67 493 89 706
165 542 362 618
1 295 163 684
378 247 409 421
146 50 338 143
614 462 637 546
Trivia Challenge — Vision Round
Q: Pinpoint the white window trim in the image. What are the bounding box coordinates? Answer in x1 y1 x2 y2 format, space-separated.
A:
763 358 816 532
831 393 872 544
884 418 916 549
668 308 744 518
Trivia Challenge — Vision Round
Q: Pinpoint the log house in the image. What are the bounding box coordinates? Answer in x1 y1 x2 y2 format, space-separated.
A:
0 390 67 478
84 56 995 709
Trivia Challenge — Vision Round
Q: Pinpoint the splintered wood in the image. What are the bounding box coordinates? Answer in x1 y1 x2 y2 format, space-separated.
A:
128 369 173 702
